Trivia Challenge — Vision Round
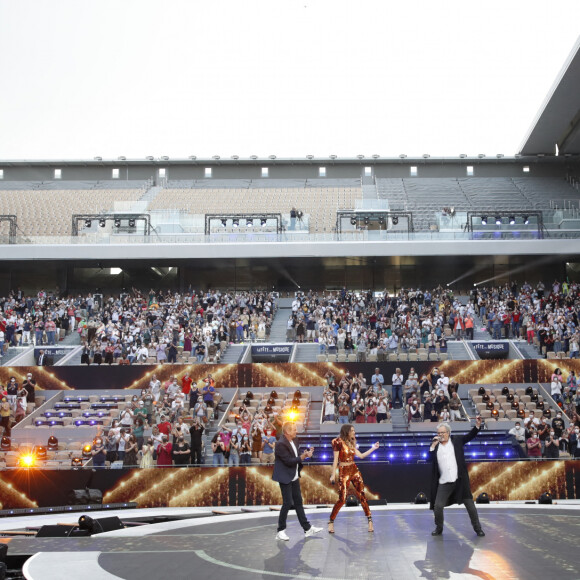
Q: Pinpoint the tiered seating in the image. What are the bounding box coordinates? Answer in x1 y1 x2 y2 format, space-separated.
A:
223 390 310 430
0 441 91 469
469 386 545 421
0 181 146 237
150 179 362 233
376 176 580 231
23 394 129 430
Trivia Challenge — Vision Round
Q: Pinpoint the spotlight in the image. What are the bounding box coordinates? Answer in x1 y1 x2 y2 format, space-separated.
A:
306 154 314 160
286 409 298 422
329 154 338 159
78 514 99 535
114 219 121 228
260 218 267 227
392 216 399 225
232 219 239 228
517 408 525 419
71 457 83 468
128 219 135 228
523 215 529 225
509 216 516 225
350 217 357 226
82 443 93 459
481 216 487 225
19 452 36 468
0 436 11 451
99 219 106 228
538 492 552 504
245 219 252 227
399 154 407 159
364 216 370 225
491 409 499 419
476 492 490 504
34 445 47 461
414 492 428 504
378 216 385 225
459 153 467 158
84 219 92 228
220 218 227 227
495 216 502 225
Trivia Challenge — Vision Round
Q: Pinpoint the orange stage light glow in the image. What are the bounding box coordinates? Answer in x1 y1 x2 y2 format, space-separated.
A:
19 453 36 468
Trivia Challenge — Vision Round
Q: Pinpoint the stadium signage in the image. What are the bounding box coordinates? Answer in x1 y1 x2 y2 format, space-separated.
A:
472 342 509 359
251 344 292 362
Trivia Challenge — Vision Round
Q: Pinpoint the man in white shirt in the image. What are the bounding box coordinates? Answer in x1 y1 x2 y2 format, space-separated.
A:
429 418 485 537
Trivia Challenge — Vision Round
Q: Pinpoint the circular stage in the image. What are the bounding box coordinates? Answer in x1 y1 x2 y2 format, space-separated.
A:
20 504 580 579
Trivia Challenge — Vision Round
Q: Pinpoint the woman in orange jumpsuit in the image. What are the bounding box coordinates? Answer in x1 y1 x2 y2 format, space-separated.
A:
329 423 379 533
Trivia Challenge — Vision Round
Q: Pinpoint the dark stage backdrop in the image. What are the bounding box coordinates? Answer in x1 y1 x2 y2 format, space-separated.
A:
2 359 580 391
1 461 579 509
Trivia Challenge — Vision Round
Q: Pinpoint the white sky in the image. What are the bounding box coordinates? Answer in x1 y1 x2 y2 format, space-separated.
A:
1 0 579 160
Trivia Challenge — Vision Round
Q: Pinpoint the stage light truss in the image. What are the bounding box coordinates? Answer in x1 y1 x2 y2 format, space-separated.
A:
336 211 414 234
467 211 543 238
0 214 18 243
72 214 152 236
205 213 283 234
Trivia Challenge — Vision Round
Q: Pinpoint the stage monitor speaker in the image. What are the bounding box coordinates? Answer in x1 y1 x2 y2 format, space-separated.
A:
94 516 124 533
67 488 103 505
346 494 359 507
367 499 387 506
79 515 124 535
36 525 73 538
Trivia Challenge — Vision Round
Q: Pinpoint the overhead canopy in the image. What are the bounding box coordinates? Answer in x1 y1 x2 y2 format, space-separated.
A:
519 35 580 156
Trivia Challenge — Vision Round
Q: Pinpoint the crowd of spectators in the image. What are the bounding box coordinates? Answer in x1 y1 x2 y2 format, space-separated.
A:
319 366 463 424
286 286 473 357
283 279 580 358
0 287 276 364
90 371 222 467
471 279 580 355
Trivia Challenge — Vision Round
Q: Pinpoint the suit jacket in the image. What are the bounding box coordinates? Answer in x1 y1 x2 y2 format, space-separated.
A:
272 435 303 484
429 426 480 509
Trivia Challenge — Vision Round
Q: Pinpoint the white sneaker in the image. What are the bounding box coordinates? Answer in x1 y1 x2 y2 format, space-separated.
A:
276 530 290 541
305 526 323 537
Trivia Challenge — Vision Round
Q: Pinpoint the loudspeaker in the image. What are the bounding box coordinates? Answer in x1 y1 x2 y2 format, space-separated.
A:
345 494 359 507
367 499 387 506
67 488 103 505
78 515 124 535
94 516 124 533
36 525 73 537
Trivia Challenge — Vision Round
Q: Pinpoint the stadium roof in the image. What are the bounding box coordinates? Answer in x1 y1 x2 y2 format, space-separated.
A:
520 35 580 156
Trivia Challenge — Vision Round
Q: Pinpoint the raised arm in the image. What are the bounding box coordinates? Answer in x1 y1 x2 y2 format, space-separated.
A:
354 441 379 459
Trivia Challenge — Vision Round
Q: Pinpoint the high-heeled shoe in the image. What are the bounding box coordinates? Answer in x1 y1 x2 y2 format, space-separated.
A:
328 520 335 534
367 516 374 533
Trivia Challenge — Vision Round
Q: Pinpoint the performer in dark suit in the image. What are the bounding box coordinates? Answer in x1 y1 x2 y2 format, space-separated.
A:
429 417 485 537
272 421 322 541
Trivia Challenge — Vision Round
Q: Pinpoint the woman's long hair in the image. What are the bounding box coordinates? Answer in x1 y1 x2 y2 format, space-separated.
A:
339 423 355 449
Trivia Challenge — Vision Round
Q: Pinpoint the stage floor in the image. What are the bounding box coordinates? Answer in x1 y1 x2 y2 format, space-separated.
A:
13 503 580 579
